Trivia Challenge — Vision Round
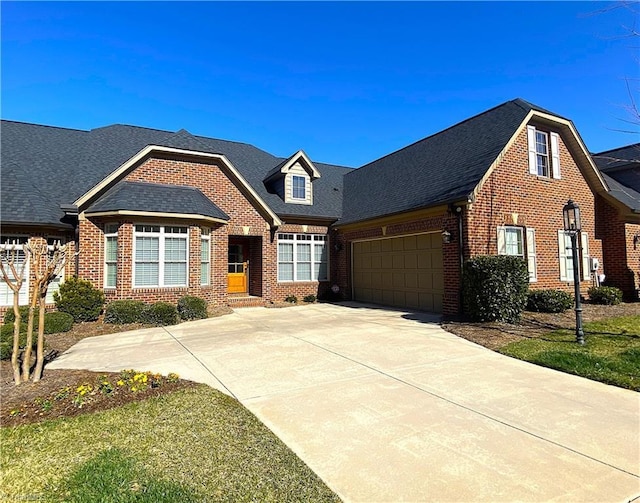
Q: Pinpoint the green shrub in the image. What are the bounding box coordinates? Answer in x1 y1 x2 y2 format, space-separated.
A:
588 286 623 305
284 295 298 304
0 323 38 360
54 277 105 322
142 302 179 326
104 300 146 324
177 296 207 321
42 312 74 334
526 289 573 313
462 255 529 323
4 306 31 324
303 294 316 303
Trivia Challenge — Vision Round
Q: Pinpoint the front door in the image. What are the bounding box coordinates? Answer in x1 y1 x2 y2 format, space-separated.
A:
228 243 248 294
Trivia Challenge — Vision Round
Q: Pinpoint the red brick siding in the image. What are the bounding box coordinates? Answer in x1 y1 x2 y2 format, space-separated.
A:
596 195 640 299
467 122 603 298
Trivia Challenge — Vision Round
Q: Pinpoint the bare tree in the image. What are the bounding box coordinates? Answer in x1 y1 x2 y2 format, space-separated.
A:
23 241 69 382
0 242 30 385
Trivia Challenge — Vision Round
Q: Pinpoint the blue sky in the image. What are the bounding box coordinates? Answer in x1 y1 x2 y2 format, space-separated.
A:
2 1 638 167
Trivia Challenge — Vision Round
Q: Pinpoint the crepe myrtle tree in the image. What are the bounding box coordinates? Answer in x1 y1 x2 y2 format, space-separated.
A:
0 241 30 384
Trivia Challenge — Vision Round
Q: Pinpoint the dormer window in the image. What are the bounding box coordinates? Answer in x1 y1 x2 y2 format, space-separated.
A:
292 175 306 200
527 125 561 179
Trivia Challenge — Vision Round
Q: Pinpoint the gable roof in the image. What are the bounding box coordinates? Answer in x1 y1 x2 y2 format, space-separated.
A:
0 120 353 229
339 98 605 226
601 173 640 213
85 181 230 223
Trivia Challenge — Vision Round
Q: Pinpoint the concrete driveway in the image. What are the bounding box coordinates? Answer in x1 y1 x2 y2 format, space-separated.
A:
49 302 639 502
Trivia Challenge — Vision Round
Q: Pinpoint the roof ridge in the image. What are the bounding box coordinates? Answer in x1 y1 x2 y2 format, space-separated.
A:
1 119 89 133
592 143 640 156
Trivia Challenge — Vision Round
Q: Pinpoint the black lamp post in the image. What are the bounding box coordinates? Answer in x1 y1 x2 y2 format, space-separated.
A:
562 199 585 345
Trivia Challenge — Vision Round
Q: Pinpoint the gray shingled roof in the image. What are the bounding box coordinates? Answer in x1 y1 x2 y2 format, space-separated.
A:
339 99 558 225
592 143 640 196
602 173 640 212
1 120 353 228
86 181 230 221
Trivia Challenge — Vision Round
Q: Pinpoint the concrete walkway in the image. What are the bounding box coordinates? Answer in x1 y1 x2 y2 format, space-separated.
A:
49 302 640 502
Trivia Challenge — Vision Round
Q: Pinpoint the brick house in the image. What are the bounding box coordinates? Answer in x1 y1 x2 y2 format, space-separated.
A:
592 144 640 300
0 99 624 317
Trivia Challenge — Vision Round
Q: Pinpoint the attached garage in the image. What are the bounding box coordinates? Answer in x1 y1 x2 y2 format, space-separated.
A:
352 232 444 313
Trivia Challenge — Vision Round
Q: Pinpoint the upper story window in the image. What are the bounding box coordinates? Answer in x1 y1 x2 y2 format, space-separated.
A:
527 125 561 179
292 175 306 200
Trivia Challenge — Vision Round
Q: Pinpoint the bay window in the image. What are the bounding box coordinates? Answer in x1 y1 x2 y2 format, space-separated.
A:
134 225 188 287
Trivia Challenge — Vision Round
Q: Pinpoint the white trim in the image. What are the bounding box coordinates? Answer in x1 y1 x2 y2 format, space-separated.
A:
558 230 589 282
581 232 590 282
200 233 211 286
83 210 228 225
74 145 282 227
104 225 118 289
278 150 321 179
550 132 561 179
496 226 537 282
527 125 537 175
526 228 537 283
276 233 328 283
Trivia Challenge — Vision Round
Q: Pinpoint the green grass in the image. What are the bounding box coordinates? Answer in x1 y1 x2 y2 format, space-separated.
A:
0 386 340 503
500 315 640 391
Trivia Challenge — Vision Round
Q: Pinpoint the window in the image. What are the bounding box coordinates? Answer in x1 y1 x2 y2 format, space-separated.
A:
277 233 327 282
201 229 210 286
0 237 29 307
45 238 66 304
105 224 118 288
527 125 560 179
292 175 306 200
134 225 188 287
558 231 590 282
497 226 537 282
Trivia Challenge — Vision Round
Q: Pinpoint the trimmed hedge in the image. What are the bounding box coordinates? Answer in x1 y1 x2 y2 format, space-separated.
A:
54 277 105 322
141 302 179 326
526 289 573 313
0 323 37 360
177 296 207 321
462 255 529 323
4 306 30 324
3 309 73 334
104 300 146 324
588 286 623 305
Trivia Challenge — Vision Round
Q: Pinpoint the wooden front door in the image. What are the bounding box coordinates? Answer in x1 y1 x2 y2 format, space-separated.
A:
228 243 248 294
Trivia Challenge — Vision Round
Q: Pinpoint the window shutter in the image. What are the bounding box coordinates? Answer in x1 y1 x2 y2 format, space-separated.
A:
550 132 561 179
527 125 537 175
497 227 506 254
581 232 590 281
526 228 537 282
558 230 568 281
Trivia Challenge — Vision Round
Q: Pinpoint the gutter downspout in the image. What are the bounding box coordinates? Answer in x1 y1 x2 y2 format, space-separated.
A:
457 206 465 315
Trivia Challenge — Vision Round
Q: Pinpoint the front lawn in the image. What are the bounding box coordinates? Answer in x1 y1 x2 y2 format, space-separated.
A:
0 385 339 503
499 315 640 391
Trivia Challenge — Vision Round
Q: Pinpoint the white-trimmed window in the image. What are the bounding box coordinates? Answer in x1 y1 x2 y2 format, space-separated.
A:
277 233 328 282
527 125 560 179
104 224 118 289
134 225 188 287
45 237 66 304
292 175 306 200
497 226 537 282
0 237 29 307
201 229 210 286
558 231 590 282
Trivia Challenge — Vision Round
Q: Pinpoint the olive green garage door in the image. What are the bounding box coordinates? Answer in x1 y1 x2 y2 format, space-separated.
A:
352 232 444 313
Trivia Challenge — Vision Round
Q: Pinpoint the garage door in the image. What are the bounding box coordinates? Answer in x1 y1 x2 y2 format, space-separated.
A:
352 232 444 312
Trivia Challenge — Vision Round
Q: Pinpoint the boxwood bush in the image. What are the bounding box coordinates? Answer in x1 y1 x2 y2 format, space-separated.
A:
462 255 529 323
526 289 573 313
142 302 179 326
588 286 623 305
0 323 37 360
54 277 105 322
3 309 73 334
104 300 146 324
177 296 207 321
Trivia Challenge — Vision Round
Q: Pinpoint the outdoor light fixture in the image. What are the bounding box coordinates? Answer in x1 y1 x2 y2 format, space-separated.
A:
441 230 452 244
562 199 585 345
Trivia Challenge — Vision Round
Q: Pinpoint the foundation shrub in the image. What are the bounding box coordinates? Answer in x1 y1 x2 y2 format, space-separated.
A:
284 295 298 304
3 309 73 334
588 286 623 305
141 302 179 326
462 255 529 323
177 296 207 321
303 294 316 303
526 289 573 313
0 323 37 360
53 277 105 322
104 300 146 324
